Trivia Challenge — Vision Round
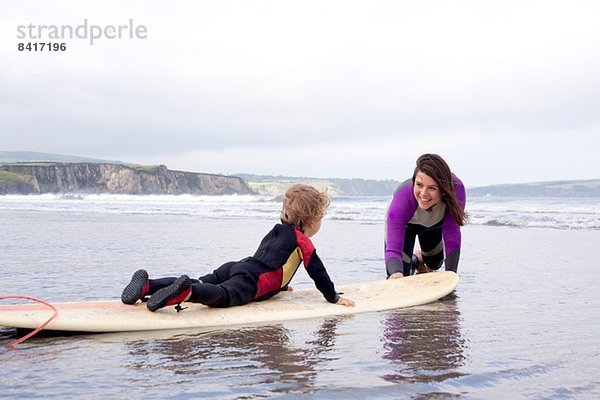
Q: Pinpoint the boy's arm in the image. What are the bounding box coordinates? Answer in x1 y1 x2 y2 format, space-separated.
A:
306 256 354 306
294 227 353 305
305 250 339 303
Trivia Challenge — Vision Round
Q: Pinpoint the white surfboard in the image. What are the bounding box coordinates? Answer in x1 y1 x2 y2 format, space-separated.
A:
0 272 458 333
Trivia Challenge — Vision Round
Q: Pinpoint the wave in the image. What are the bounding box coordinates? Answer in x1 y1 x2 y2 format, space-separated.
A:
0 193 278 203
480 219 520 228
467 196 600 215
0 194 598 230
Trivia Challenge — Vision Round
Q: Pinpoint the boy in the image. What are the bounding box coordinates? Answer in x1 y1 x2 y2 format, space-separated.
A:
121 184 355 311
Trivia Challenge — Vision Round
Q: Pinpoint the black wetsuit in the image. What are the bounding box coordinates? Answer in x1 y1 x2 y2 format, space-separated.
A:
148 223 340 308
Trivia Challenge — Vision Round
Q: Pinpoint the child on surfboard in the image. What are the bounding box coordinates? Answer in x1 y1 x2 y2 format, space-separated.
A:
121 184 355 311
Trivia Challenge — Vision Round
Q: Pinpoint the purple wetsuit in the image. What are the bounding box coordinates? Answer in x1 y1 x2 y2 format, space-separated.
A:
385 174 466 276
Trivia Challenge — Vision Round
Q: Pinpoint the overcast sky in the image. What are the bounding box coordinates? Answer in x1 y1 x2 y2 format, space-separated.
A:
3 0 599 186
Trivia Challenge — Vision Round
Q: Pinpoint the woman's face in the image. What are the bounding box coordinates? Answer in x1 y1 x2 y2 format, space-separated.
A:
413 171 442 210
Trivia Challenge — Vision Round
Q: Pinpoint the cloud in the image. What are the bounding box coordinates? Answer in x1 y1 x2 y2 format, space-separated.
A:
2 0 600 184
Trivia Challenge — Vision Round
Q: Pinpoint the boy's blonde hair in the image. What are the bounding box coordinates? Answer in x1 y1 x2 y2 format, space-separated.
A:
280 184 330 229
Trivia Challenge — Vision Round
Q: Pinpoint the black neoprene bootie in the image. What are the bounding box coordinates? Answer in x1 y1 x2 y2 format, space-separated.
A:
121 269 150 304
147 275 193 312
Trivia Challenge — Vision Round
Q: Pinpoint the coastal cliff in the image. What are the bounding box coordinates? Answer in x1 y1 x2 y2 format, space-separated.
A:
0 163 256 195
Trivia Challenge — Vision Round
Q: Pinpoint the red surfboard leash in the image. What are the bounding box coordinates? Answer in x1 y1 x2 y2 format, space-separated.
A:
0 295 59 349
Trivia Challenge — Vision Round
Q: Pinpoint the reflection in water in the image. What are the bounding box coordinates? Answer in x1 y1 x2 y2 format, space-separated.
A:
381 293 468 384
124 317 344 397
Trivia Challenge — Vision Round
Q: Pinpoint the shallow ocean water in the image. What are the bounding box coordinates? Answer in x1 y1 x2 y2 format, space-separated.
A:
1 200 599 399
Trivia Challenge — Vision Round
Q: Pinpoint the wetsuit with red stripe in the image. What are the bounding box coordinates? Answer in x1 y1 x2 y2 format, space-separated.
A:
183 223 340 307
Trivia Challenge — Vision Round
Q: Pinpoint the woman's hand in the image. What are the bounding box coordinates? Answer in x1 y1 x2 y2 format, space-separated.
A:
336 296 355 307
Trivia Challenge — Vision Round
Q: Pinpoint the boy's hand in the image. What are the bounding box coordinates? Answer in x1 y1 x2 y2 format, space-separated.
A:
336 296 355 307
286 286 294 292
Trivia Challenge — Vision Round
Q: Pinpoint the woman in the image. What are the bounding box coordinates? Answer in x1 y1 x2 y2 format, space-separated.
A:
385 154 467 278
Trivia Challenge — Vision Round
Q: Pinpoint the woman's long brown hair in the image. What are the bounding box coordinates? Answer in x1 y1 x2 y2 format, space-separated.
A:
412 153 468 226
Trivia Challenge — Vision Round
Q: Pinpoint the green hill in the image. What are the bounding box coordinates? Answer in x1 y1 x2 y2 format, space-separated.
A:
234 174 400 196
0 151 122 164
467 179 600 197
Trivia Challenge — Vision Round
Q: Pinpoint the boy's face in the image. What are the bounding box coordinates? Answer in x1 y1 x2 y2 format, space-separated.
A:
303 218 322 238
